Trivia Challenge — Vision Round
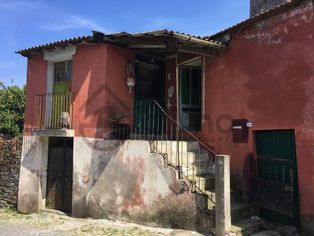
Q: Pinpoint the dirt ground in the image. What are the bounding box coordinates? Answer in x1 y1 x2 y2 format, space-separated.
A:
0 208 206 236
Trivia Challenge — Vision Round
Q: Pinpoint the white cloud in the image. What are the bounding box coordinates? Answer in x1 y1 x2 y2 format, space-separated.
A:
39 15 106 32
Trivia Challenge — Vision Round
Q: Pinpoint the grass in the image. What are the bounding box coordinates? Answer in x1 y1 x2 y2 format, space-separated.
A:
0 207 65 227
68 224 161 236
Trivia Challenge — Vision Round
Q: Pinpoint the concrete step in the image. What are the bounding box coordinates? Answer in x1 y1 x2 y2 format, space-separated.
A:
187 174 215 192
231 218 262 236
180 163 215 177
163 150 213 165
153 141 200 153
232 202 256 223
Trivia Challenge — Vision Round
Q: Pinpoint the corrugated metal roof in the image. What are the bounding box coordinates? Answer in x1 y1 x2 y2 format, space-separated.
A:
16 35 92 56
206 0 307 40
16 29 226 57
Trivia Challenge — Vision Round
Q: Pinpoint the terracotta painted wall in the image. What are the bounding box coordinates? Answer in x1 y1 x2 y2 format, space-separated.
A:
165 57 177 120
23 55 47 136
198 1 314 230
72 44 135 138
105 45 135 132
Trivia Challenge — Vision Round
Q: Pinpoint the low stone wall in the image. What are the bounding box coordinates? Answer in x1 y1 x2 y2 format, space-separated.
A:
0 135 22 208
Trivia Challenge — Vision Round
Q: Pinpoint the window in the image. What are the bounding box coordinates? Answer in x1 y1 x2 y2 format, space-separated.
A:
54 61 72 82
180 66 201 131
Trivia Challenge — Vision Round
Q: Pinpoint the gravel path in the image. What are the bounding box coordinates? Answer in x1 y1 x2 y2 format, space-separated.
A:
0 222 63 236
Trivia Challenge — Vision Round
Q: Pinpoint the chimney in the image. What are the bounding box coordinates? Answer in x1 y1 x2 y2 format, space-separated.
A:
250 0 291 17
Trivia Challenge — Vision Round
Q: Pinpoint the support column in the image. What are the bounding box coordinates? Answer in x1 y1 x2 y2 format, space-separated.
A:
215 155 231 236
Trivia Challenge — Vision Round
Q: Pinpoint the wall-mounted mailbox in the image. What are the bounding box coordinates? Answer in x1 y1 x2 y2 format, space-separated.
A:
232 119 250 143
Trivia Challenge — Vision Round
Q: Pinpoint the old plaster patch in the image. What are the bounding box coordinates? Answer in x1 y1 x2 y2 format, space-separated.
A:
243 2 313 45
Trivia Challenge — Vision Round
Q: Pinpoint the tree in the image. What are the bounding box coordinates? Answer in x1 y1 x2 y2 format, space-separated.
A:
0 83 25 136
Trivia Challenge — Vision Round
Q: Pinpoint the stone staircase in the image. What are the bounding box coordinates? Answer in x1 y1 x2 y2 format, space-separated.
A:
152 140 263 235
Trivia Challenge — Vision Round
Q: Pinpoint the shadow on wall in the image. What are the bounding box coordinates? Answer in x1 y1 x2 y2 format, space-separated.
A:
72 44 134 139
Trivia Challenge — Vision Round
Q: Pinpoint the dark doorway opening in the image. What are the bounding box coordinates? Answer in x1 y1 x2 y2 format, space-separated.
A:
134 55 165 135
46 137 73 214
251 130 300 226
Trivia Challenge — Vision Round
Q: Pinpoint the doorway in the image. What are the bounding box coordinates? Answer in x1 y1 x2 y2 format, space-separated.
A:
252 130 300 226
134 55 165 135
179 66 202 131
46 137 73 213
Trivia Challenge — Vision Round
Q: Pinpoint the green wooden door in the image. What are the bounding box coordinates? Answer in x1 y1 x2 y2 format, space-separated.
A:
51 61 72 129
254 130 300 226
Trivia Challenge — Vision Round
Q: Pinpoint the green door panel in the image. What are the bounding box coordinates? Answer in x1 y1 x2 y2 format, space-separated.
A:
52 81 71 129
255 130 300 226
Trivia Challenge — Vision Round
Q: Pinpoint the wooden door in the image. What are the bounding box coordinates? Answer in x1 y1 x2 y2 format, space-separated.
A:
252 130 300 226
46 137 73 213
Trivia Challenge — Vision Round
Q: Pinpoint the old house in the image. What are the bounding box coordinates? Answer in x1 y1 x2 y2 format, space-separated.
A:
16 0 314 234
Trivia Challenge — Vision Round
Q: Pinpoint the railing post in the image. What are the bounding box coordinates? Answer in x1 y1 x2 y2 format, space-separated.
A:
215 155 231 236
176 125 180 178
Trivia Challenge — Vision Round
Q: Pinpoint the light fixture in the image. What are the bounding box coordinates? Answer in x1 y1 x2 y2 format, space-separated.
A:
126 61 136 94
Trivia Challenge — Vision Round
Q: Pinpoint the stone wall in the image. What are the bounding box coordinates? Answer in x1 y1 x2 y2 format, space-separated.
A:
0 135 22 208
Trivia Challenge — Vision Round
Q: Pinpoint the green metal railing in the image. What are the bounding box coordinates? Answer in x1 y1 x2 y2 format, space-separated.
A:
109 99 218 205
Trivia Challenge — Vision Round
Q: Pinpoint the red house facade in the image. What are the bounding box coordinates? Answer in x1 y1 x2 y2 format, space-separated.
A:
17 0 314 234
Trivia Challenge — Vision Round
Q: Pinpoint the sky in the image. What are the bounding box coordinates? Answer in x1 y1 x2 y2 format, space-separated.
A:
0 0 249 87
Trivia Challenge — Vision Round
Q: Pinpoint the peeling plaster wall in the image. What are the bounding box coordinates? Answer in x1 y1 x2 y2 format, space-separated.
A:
72 138 208 230
17 136 210 230
17 136 48 213
199 1 314 233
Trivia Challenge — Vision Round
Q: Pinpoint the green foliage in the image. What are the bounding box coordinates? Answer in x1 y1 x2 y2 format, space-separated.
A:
0 83 25 136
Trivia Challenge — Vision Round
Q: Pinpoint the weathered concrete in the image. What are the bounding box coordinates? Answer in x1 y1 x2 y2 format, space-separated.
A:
72 138 209 230
33 129 74 137
215 155 231 236
17 136 48 213
0 136 22 208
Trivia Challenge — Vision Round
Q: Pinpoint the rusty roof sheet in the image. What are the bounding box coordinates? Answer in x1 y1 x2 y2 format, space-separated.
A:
16 29 226 57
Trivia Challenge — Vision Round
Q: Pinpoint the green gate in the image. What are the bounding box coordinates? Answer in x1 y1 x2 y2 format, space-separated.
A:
134 99 164 137
251 130 300 226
